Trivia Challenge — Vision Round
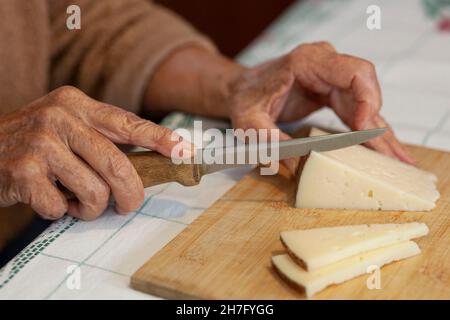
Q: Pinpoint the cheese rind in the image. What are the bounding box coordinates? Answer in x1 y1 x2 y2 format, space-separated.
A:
281 222 428 271
272 241 420 298
295 128 440 211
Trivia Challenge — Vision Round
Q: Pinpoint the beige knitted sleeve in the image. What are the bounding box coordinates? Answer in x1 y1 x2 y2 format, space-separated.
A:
48 0 217 113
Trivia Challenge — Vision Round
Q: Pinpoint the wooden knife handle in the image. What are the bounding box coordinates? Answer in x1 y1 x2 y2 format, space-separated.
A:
61 151 202 201
127 151 202 187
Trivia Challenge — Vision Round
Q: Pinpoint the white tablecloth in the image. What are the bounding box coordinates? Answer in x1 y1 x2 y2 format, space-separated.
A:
1 0 449 299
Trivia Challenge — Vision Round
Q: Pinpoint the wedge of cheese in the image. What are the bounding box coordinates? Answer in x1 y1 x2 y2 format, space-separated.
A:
295 128 440 211
272 241 420 298
281 222 428 271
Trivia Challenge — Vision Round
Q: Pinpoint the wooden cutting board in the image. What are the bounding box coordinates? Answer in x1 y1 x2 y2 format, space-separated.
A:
131 145 450 299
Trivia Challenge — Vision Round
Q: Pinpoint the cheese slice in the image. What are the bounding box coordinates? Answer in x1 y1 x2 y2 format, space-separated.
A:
295 128 440 211
281 222 428 271
272 241 420 298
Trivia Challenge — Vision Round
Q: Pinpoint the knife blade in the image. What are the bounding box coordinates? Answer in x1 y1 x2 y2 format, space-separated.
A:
200 127 387 175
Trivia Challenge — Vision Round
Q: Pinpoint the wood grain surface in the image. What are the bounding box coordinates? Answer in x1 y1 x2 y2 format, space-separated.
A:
131 145 450 299
128 151 201 187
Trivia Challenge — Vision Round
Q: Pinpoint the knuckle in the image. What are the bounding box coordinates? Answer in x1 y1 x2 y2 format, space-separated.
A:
153 126 174 145
338 55 377 78
358 59 376 75
35 105 69 124
95 183 110 205
86 180 110 208
108 152 134 181
92 107 142 143
11 157 43 183
315 41 335 51
289 43 309 60
27 129 60 151
289 42 333 65
0 184 19 207
121 112 145 143
49 86 84 102
294 43 312 52
292 42 321 55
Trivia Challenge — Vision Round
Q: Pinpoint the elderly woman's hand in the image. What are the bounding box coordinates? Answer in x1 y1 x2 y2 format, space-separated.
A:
0 86 191 220
226 42 415 164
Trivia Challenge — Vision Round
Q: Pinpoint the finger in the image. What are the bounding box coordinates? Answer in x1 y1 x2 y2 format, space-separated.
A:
364 117 416 164
9 158 67 219
56 88 194 159
83 103 194 159
373 116 416 164
376 131 416 164
331 60 381 129
63 120 144 214
48 145 111 221
333 55 382 125
386 135 416 165
27 179 67 220
12 164 67 220
364 136 397 158
351 70 382 130
315 41 336 52
292 48 382 129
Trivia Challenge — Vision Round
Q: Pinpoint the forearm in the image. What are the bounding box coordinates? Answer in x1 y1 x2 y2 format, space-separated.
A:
145 46 245 119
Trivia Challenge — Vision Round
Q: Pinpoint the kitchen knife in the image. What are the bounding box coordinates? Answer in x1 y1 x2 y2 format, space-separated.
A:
128 128 387 188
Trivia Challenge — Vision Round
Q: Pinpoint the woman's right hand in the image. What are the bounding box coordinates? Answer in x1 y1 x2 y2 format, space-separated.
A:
0 86 192 220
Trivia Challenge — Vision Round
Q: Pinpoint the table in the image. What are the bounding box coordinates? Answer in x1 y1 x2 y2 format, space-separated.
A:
1 0 449 299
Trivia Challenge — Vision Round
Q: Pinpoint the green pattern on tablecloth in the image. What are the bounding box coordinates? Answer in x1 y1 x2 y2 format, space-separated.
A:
0 112 198 289
0 217 77 288
422 0 450 17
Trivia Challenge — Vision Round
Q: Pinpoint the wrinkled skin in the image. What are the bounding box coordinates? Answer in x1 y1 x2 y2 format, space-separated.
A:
0 86 190 221
227 42 415 165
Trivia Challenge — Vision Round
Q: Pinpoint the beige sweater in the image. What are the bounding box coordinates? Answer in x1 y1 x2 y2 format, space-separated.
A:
0 0 215 250
0 0 215 115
